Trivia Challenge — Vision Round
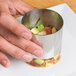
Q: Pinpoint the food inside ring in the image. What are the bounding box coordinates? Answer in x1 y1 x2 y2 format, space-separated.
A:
26 24 60 67
27 53 61 67
30 24 57 35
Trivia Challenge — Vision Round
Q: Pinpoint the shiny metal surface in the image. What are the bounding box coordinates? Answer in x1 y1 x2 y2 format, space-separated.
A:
22 9 63 59
22 9 63 30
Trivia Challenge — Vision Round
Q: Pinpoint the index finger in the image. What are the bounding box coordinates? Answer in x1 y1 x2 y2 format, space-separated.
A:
0 13 32 40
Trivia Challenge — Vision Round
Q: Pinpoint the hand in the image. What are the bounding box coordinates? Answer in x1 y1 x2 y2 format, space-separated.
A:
0 0 43 67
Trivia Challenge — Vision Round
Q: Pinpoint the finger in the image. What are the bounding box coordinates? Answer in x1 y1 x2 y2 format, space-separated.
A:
8 6 16 16
7 1 17 16
0 2 10 14
0 36 33 62
0 26 43 57
23 40 44 57
15 0 36 15
16 8 25 16
31 34 43 48
0 51 10 68
0 13 32 40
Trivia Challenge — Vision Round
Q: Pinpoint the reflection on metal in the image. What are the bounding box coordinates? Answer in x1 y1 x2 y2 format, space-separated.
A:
22 9 63 59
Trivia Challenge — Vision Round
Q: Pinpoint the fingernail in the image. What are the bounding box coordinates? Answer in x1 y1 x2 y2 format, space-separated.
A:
22 32 32 40
34 50 43 57
1 60 7 66
22 54 33 62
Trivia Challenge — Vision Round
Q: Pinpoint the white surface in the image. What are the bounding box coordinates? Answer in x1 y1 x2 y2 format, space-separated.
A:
0 3 76 76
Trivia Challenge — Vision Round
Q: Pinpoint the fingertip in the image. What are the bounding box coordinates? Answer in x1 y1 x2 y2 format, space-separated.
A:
39 49 44 57
31 34 43 47
5 60 10 68
38 49 44 57
1 59 10 68
22 31 32 40
34 49 44 57
22 53 33 62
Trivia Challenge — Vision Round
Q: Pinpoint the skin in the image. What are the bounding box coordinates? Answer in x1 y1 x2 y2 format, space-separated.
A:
0 0 43 68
